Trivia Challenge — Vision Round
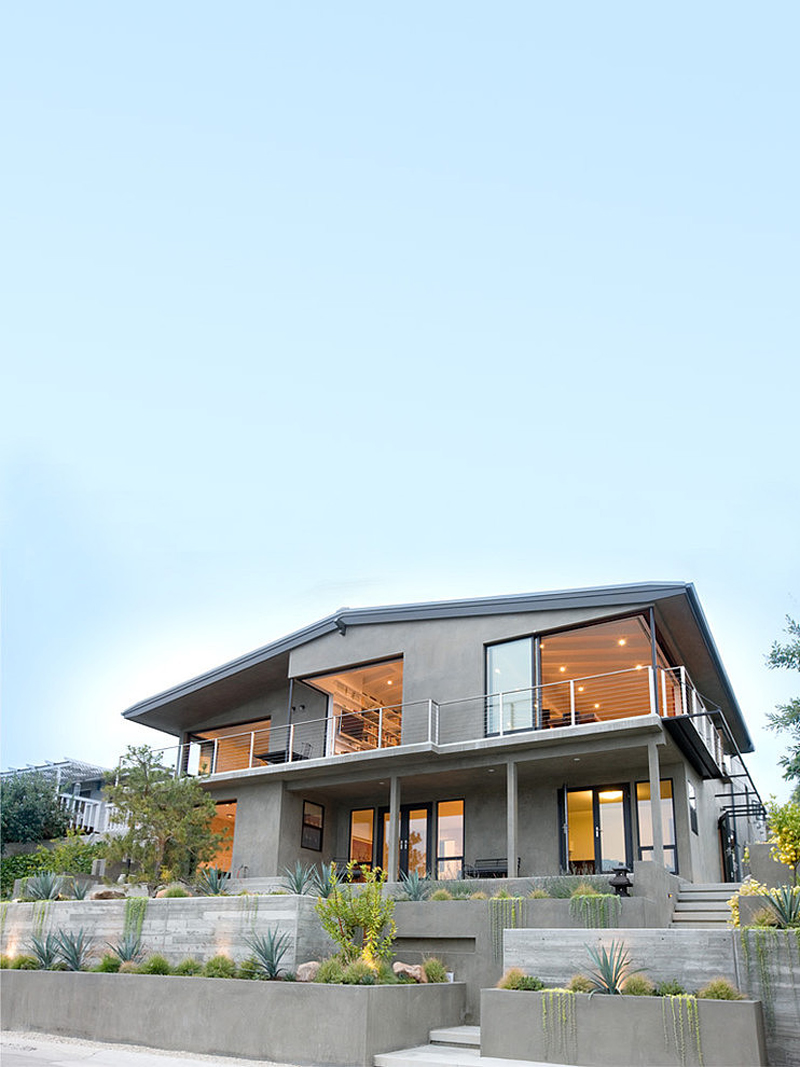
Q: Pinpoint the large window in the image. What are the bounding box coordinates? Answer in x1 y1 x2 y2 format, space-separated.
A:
204 800 236 871
436 800 464 879
486 639 534 733
306 660 403 755
190 719 272 773
636 780 677 872
349 809 374 864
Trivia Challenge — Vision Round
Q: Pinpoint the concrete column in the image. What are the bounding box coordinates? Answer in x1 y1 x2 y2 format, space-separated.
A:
647 740 664 866
506 761 518 877
387 776 401 881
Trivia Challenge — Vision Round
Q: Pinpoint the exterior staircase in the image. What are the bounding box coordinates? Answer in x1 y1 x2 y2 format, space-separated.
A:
374 1025 574 1067
670 881 740 928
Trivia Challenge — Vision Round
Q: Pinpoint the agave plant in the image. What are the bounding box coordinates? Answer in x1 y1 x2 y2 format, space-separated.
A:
56 928 94 971
585 939 644 994
106 932 145 963
70 879 90 900
195 867 231 896
399 870 431 901
767 885 800 928
22 872 63 901
311 862 343 898
245 928 292 979
281 861 314 895
27 933 60 969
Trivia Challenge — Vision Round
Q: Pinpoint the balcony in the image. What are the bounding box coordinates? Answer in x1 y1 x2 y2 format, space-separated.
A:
147 665 731 781
58 794 118 834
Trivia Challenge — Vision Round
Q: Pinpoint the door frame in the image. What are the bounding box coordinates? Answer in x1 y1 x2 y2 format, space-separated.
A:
561 783 634 874
378 802 434 877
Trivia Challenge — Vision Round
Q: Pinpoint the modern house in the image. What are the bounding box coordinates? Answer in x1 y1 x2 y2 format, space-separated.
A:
123 583 765 885
0 758 113 836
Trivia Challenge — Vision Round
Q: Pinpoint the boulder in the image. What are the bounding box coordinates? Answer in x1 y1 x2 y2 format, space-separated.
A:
392 961 427 983
88 888 126 900
296 961 320 982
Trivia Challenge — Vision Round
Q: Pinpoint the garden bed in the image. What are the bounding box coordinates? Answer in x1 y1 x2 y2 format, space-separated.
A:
480 988 767 1066
0 971 466 1067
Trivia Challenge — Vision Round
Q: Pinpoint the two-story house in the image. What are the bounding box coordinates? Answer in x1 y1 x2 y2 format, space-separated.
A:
123 582 764 884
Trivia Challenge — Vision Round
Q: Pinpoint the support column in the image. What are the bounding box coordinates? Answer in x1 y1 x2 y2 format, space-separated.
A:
507 761 518 878
647 739 664 867
387 776 401 882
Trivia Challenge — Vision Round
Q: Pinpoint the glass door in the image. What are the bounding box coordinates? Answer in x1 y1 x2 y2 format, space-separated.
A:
566 785 631 874
379 804 432 876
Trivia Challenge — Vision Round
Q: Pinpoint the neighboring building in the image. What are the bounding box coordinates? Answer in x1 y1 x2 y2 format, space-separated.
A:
1 758 112 834
123 583 765 884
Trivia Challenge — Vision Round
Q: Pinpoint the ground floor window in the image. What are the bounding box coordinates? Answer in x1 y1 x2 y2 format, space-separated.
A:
436 799 464 879
565 785 632 874
349 808 374 864
301 801 324 851
636 780 677 873
204 800 236 871
350 798 464 878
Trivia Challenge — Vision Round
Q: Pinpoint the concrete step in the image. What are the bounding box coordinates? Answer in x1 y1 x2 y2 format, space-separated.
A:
374 1046 573 1067
429 1027 481 1049
671 918 731 928
678 882 741 893
674 899 733 911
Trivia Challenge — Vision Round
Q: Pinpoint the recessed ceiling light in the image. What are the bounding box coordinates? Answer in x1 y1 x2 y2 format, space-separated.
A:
559 666 566 673
387 680 393 685
618 639 627 646
636 664 643 670
487 768 495 773
578 686 584 693
594 703 600 709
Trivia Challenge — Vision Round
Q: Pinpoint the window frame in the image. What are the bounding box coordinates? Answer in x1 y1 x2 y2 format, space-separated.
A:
301 800 324 852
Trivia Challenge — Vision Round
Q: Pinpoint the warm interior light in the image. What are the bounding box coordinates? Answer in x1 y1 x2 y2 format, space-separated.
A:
598 790 623 801
578 686 584 693
387 680 393 685
559 666 566 673
594 703 600 709
618 639 627 646
636 664 643 670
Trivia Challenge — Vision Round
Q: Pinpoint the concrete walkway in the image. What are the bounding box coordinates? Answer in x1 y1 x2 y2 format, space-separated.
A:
0 1033 306 1067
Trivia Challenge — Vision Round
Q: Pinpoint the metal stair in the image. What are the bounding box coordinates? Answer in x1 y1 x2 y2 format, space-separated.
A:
670 881 740 928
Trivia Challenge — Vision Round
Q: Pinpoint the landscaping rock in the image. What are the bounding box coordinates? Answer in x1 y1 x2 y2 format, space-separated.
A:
296 961 320 982
392 961 427 983
88 888 126 900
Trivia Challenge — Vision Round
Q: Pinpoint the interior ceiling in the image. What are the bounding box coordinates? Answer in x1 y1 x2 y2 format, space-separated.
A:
309 659 403 708
540 615 655 681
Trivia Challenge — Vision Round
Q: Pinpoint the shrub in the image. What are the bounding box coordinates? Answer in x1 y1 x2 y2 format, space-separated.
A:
570 881 601 897
203 954 237 979
376 961 399 984
1 852 48 899
585 939 643 995
236 956 264 981
118 961 139 974
106 933 145 964
246 928 291 979
162 886 190 898
315 863 395 968
314 956 346 984
139 954 172 975
422 957 448 983
751 906 781 928
567 974 594 993
469 891 488 900
22 872 63 901
623 974 655 996
497 967 526 990
311 862 343 899
281 861 314 895
96 954 121 973
655 979 688 997
11 954 39 970
766 884 800 928
698 977 744 1000
492 888 513 900
430 888 453 901
341 959 376 985
399 870 431 901
27 933 60 969
56 929 94 971
0 955 13 968
173 957 204 976
195 867 231 896
727 877 769 927
528 888 550 899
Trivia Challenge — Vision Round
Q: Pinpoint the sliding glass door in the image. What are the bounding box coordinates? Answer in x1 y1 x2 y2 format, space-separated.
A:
565 785 632 874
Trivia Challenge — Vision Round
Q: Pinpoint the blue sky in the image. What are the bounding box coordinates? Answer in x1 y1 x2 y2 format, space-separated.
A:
2 3 798 800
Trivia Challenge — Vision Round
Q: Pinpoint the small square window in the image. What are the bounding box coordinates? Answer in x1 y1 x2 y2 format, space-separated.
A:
301 801 324 851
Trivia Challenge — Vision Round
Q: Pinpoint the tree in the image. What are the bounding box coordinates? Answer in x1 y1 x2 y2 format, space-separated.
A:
103 746 223 893
765 797 800 886
0 772 70 849
766 615 800 783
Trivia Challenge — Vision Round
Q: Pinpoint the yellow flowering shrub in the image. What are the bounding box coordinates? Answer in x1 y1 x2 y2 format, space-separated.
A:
727 877 768 927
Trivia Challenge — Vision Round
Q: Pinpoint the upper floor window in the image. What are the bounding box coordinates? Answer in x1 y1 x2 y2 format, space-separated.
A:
306 659 403 754
486 638 534 733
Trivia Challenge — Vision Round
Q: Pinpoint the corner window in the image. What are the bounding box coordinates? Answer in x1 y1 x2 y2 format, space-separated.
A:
636 780 678 873
688 782 698 835
306 660 403 755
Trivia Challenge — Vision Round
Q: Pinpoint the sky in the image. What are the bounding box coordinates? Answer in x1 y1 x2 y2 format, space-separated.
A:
1 3 798 802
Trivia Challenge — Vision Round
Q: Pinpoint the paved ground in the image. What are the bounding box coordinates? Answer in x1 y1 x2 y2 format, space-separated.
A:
0 1033 307 1067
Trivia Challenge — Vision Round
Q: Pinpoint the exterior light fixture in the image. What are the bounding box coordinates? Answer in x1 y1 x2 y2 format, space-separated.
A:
608 864 632 897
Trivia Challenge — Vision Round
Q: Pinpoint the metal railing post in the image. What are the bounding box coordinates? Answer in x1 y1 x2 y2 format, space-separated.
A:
570 679 576 727
248 731 255 768
498 692 505 736
647 667 657 716
428 700 433 743
662 672 668 716
288 723 295 762
213 738 219 774
378 707 383 749
679 666 687 716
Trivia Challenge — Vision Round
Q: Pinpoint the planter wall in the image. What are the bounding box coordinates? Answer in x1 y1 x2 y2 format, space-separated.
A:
480 989 767 1067
0 971 466 1067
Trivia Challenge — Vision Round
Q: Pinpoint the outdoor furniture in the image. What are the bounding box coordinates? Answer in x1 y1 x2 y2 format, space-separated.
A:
464 857 520 878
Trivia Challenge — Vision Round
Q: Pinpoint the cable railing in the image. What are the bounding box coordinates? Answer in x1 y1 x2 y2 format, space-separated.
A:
145 665 729 777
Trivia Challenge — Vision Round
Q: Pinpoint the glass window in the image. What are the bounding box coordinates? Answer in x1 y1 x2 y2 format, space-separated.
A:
307 660 403 755
301 801 324 852
203 800 236 871
349 809 374 864
486 638 533 733
189 718 272 773
636 780 678 873
436 800 464 879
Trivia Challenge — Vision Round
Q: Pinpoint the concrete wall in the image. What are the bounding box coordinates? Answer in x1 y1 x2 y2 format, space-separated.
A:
0 972 466 1067
747 842 793 888
481 989 767 1067
0 896 335 969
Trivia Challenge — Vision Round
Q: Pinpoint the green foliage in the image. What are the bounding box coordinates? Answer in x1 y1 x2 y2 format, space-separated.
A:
236 955 264 980
245 928 291 979
173 956 204 976
655 978 688 996
469 890 488 899
698 977 744 999
429 888 452 900
123 897 148 941
751 905 781 928
567 974 594 993
341 958 376 984
585 939 644 994
281 861 315 895
765 798 800 885
570 881 601 897
314 956 346 983
195 867 230 896
766 616 800 784
27 933 60 969
96 954 122 973
12 954 40 970
0 772 70 848
106 932 145 963
766 884 800 926
103 745 223 892
662 995 702 1066
22 872 63 900
497 967 545 991
569 893 622 929
1 852 47 899
314 862 396 968
162 886 190 897
203 953 237 978
311 862 343 898
56 928 94 970
623 974 656 996
45 829 106 877
537 875 610 898
421 956 448 983
138 953 172 975
0 955 13 968
528 888 550 899
398 870 431 900
70 880 90 900
541 989 578 1062
118 960 139 973
489 896 525 961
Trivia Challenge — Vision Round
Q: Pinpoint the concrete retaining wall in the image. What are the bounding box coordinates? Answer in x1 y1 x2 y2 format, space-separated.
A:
0 896 335 969
0 971 466 1067
480 989 767 1066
